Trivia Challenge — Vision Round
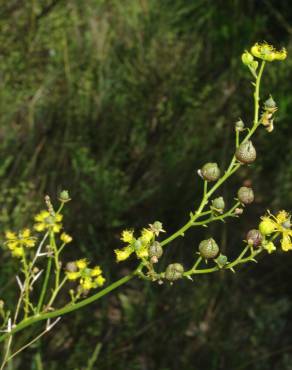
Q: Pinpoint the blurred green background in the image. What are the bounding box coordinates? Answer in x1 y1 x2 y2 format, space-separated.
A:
1 0 292 369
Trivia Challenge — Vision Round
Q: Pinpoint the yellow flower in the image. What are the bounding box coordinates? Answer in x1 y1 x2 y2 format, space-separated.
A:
34 210 63 233
121 230 134 243
262 210 292 252
95 275 106 287
5 229 36 250
81 277 93 290
91 266 102 277
251 42 287 62
115 246 133 262
140 228 154 245
66 271 80 280
263 241 276 254
76 258 88 270
60 232 72 244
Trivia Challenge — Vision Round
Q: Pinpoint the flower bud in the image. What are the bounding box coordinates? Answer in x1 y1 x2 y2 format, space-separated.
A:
263 241 276 254
199 238 219 259
235 119 245 131
211 197 225 212
246 229 262 247
241 51 254 65
264 95 277 112
259 218 276 235
215 254 228 268
59 190 71 203
165 263 184 281
149 241 163 259
237 186 254 204
66 261 78 272
235 141 257 164
200 163 221 182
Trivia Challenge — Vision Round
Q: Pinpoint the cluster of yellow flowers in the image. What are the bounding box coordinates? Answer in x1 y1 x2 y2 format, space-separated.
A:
251 42 287 62
4 229 36 258
66 259 106 291
114 221 165 262
259 210 292 253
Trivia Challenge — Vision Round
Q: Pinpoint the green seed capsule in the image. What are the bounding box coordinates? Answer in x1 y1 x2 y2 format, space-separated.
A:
201 163 221 182
235 141 257 164
149 242 163 259
237 186 254 204
212 196 225 211
199 238 219 259
165 263 184 281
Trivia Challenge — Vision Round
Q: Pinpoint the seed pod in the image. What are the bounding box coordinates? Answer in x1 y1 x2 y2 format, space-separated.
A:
201 163 221 182
237 186 254 204
246 229 262 247
235 141 257 164
199 238 219 259
165 263 184 281
149 241 163 259
212 197 225 212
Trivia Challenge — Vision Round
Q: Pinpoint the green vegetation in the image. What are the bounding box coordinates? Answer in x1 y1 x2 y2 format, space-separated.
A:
0 1 292 369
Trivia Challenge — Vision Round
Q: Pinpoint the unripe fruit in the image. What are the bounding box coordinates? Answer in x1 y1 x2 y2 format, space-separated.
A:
149 242 163 259
237 187 254 204
235 140 257 164
201 163 221 182
246 229 262 247
165 263 184 281
199 238 219 259
259 219 276 235
215 254 228 268
212 196 225 211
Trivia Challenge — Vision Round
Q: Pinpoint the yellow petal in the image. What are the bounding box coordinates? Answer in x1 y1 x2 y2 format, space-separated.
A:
91 266 102 277
11 247 24 258
34 223 46 232
95 275 106 287
276 210 289 224
55 214 63 222
281 234 292 252
7 241 18 250
121 230 134 243
66 271 80 280
115 246 133 262
24 239 36 248
53 224 62 233
5 231 16 240
34 211 49 222
22 229 31 238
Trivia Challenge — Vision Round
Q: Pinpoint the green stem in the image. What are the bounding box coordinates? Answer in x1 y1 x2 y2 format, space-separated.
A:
37 257 52 314
0 272 134 343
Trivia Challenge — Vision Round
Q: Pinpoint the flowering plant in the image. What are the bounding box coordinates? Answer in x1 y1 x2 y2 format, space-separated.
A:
0 43 290 368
